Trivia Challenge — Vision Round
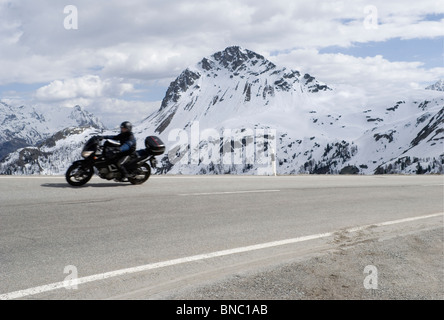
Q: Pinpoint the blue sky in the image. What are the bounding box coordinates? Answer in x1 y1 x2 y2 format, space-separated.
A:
0 0 443 127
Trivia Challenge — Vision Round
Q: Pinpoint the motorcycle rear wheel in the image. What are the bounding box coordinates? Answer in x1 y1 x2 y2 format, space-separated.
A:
128 163 151 185
66 163 93 186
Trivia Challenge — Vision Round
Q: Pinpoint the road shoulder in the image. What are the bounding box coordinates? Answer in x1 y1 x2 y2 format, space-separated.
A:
158 217 444 300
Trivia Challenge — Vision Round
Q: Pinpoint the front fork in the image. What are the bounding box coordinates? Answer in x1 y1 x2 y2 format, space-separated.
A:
73 159 94 169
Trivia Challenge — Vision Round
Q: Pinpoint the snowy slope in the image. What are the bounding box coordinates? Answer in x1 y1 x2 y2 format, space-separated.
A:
0 102 105 160
0 126 103 175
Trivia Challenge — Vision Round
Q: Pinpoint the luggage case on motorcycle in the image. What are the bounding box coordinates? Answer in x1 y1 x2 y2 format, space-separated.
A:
145 136 165 156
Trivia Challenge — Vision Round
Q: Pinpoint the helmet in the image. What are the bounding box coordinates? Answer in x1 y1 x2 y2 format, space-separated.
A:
120 121 132 132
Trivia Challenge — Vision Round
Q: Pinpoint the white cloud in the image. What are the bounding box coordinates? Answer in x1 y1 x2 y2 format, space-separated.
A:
90 99 160 128
34 75 134 101
97 44 187 82
0 0 442 126
271 48 444 97
1 0 442 86
29 95 161 129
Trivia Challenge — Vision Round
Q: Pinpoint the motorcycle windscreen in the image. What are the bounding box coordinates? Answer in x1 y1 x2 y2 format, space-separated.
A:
83 137 99 152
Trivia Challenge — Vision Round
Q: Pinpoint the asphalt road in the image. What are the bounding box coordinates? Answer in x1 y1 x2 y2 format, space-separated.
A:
0 175 442 300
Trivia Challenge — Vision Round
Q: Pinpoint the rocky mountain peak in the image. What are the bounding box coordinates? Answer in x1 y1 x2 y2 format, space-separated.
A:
160 68 201 110
160 46 279 111
208 46 276 73
152 46 332 134
69 105 104 129
426 79 444 91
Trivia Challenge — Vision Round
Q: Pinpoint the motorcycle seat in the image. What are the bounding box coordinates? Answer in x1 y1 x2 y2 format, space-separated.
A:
135 149 150 161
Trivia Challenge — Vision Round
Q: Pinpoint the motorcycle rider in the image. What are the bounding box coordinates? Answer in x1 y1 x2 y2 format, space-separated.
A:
101 121 136 181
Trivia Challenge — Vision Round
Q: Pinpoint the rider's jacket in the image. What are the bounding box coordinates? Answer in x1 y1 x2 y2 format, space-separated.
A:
103 132 136 156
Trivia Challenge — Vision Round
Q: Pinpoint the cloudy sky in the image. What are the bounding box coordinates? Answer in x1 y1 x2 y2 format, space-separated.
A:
0 0 443 127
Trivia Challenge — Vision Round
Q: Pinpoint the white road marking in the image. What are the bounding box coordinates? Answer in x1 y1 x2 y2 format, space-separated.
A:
178 189 280 196
0 176 65 179
346 213 443 233
1 212 442 300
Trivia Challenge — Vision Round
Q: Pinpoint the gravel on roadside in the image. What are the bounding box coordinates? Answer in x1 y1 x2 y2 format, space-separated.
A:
164 226 444 300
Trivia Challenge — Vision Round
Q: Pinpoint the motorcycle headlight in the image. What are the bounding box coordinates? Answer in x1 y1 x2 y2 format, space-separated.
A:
82 151 94 158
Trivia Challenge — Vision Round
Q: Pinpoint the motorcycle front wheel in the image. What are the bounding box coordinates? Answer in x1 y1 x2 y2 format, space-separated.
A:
128 163 151 185
66 162 94 186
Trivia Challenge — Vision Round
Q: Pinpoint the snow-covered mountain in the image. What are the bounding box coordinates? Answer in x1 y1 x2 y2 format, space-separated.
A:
1 46 443 175
426 80 444 91
141 46 330 136
0 126 104 175
135 46 443 175
0 102 105 160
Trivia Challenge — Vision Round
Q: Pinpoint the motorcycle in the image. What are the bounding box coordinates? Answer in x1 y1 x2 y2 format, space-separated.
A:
65 135 165 186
